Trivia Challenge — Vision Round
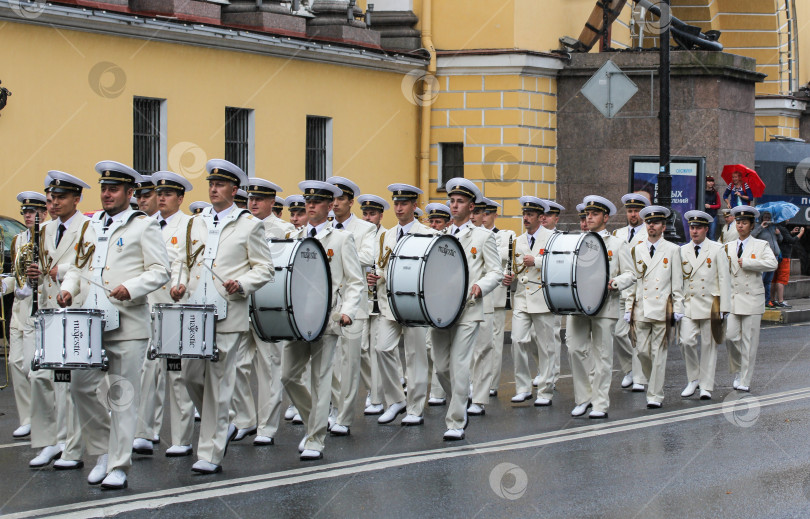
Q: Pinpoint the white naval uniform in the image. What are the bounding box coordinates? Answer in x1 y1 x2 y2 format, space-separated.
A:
282 222 364 452
61 209 170 473
31 214 87 461
719 221 739 244
135 211 196 448
612 224 649 385
428 222 502 430
171 206 274 466
361 224 389 407
373 219 433 418
230 212 295 440
511 227 555 399
5 231 36 434
626 238 684 403
723 237 778 388
568 229 635 413
679 239 730 392
470 226 515 403
331 214 375 427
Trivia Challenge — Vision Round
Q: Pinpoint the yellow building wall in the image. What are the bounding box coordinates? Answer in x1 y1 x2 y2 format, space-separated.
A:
754 114 800 141
429 72 558 233
0 21 420 229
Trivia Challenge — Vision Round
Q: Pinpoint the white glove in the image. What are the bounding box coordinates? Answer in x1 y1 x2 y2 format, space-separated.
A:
674 312 684 322
623 312 631 323
15 284 32 299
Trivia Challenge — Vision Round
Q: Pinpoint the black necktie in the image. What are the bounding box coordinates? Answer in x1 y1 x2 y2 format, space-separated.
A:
629 227 635 242
454 227 460 235
310 227 317 238
737 242 743 258
55 224 66 247
159 220 167 229
530 236 535 250
492 227 499 234
694 245 700 257
398 229 404 242
336 222 343 230
649 245 656 257
213 215 219 227
104 217 113 230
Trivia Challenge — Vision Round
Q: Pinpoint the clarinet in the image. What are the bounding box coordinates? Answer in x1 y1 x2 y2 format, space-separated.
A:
370 264 381 315
30 213 40 317
505 234 513 310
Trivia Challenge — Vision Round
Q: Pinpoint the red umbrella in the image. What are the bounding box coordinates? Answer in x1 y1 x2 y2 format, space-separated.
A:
721 164 765 198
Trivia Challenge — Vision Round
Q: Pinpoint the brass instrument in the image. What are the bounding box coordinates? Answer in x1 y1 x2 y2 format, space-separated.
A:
377 231 393 269
30 213 40 316
512 239 528 275
13 238 33 289
504 235 513 310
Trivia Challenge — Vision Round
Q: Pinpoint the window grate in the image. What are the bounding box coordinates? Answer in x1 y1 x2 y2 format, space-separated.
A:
133 97 162 175
306 116 330 181
225 107 251 175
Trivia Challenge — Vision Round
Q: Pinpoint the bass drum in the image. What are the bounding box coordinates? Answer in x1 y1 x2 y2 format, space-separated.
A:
387 233 468 328
541 231 609 316
251 237 332 342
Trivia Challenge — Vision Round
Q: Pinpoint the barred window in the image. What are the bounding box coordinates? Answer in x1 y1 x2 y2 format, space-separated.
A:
225 107 253 176
133 97 164 175
306 116 332 181
439 142 464 189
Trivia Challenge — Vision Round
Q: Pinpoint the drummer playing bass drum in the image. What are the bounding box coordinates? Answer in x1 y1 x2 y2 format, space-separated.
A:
567 196 635 419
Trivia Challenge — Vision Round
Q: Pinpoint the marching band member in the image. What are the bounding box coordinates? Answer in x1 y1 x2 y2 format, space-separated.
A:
27 172 89 470
273 196 285 218
414 207 425 223
425 202 452 406
234 188 249 209
429 178 501 440
189 201 211 215
718 208 738 243
539 200 564 388
679 210 730 401
133 171 197 457
282 181 364 459
57 161 170 489
568 196 635 419
131 174 165 452
286 195 308 230
129 197 140 210
134 175 157 217
356 193 390 416
725 206 778 392
367 184 432 426
325 176 375 435
469 197 514 413
612 193 650 391
503 197 555 407
169 159 274 474
426 202 452 232
577 203 588 231
625 205 684 409
6 192 47 440
229 177 294 446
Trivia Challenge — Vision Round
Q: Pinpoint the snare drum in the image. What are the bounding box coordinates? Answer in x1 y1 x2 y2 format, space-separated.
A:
541 231 609 316
32 309 107 370
148 304 218 360
386 234 468 328
251 238 332 342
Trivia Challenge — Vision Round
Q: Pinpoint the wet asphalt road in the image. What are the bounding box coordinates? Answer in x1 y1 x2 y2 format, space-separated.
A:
2 323 810 518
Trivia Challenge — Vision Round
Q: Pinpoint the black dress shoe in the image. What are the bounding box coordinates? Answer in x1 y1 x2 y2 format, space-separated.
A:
489 390 498 397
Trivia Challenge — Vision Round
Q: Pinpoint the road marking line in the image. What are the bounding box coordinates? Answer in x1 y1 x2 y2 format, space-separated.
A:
0 441 30 449
8 386 810 519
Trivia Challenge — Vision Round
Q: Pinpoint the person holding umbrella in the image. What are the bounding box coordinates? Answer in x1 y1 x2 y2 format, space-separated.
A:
723 169 755 208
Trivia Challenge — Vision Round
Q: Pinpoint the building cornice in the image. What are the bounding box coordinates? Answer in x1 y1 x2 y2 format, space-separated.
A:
436 50 567 77
0 1 427 73
755 96 808 118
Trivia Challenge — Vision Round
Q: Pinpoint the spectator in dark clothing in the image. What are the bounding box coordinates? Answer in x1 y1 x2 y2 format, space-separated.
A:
752 211 782 308
705 176 721 239
772 224 805 307
723 171 754 208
